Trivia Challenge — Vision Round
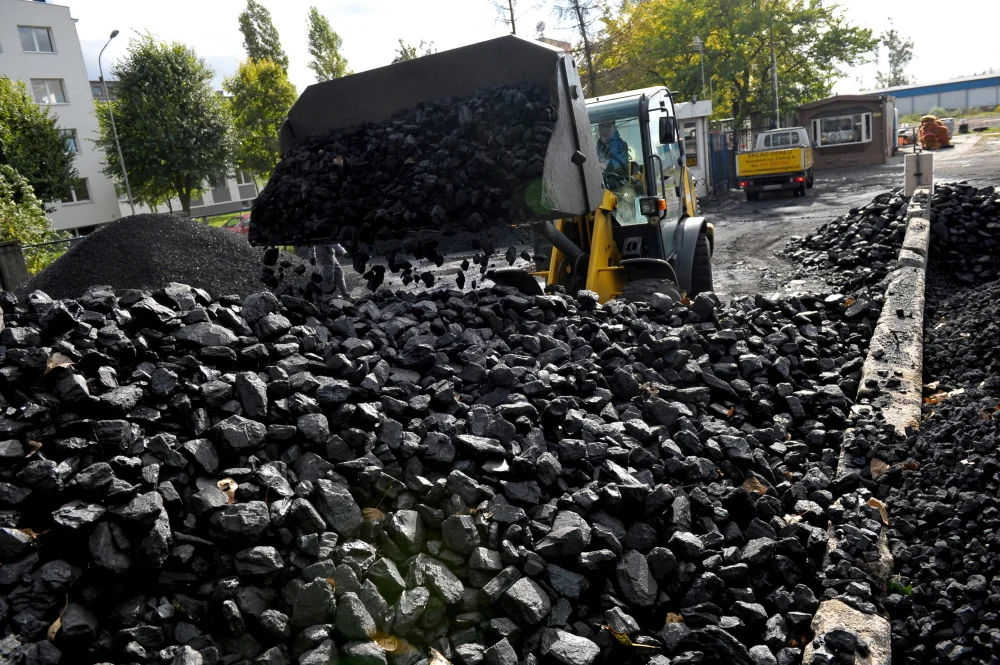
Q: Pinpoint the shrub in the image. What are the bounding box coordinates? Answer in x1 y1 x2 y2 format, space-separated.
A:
0 164 68 273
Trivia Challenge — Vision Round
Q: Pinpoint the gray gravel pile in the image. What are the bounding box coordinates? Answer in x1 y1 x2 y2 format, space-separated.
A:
23 214 306 301
0 278 886 665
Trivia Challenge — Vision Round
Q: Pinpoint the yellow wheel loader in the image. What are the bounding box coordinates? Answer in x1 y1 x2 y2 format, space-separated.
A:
258 35 713 304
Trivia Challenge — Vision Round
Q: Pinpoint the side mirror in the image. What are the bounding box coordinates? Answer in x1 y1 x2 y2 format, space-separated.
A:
659 116 677 144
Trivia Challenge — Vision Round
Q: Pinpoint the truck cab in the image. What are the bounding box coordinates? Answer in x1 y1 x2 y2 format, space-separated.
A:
755 127 810 151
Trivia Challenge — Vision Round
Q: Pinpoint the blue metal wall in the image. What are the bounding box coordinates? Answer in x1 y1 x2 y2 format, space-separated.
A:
882 77 1000 114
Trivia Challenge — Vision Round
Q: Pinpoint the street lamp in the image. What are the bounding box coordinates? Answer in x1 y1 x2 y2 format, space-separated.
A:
98 29 134 215
689 36 713 104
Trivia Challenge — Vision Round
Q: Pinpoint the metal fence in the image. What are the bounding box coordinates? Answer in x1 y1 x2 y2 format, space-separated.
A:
708 122 792 196
21 236 85 275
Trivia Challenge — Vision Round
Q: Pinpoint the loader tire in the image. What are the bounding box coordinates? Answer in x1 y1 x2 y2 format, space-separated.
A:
690 232 714 296
746 190 760 201
621 278 681 305
806 168 815 188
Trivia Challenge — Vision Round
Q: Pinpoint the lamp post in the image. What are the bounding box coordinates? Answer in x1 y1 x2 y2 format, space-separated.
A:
99 29 134 215
770 10 780 128
690 36 707 101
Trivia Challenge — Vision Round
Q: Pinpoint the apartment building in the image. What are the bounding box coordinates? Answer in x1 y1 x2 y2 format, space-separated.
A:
0 0 120 232
1 0 258 231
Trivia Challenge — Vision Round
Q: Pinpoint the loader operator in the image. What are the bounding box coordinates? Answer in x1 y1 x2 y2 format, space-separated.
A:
596 119 630 187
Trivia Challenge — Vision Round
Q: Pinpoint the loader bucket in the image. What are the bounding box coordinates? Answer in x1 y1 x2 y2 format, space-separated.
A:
254 35 602 246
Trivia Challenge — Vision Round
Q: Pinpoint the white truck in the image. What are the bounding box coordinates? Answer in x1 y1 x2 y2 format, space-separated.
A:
736 127 815 200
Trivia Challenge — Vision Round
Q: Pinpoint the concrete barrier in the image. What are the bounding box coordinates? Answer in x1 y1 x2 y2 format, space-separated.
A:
812 184 934 665
0 241 29 292
802 600 892 665
853 189 932 437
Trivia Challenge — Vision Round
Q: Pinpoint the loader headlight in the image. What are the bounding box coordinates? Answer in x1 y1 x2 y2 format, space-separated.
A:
639 197 665 216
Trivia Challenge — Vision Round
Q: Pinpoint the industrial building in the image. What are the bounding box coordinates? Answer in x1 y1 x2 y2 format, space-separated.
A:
874 73 1000 115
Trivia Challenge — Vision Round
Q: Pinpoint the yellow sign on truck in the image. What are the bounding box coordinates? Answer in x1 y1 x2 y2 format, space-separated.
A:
736 128 816 200
737 147 813 177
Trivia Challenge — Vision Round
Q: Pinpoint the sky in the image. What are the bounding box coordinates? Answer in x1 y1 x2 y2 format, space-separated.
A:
66 0 1000 99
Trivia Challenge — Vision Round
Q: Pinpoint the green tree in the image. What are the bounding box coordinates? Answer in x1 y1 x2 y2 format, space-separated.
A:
306 7 351 82
238 0 289 70
594 0 877 126
391 39 435 64
93 34 232 215
0 164 69 273
0 76 77 206
875 20 913 89
224 59 297 182
554 0 603 95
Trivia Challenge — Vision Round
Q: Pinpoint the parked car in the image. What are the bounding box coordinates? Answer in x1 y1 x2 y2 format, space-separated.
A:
222 214 250 235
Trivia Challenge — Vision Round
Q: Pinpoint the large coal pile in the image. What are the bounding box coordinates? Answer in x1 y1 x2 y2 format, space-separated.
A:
784 183 1000 292
928 182 1000 283
23 215 308 301
0 279 883 665
250 84 555 247
781 190 909 290
867 182 1000 664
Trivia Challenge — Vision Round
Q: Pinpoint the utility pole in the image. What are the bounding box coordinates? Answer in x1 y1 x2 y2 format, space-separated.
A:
770 10 779 128
691 36 707 101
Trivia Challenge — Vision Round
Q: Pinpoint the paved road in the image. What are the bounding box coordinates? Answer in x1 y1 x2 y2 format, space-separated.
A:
704 133 1000 302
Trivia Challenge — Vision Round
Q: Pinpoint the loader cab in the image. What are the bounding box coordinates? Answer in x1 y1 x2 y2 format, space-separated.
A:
586 87 694 224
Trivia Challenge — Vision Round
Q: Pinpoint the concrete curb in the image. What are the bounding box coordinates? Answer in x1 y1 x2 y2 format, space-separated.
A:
852 190 932 437
807 188 934 665
802 600 892 665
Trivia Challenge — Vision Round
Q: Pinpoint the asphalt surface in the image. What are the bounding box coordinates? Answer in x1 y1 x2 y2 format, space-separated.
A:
703 133 1000 302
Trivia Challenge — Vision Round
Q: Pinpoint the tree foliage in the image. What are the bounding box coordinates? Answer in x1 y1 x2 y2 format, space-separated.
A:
554 0 603 96
593 0 877 125
306 7 351 82
391 39 435 64
0 164 67 273
875 20 913 89
93 34 232 215
0 76 77 205
238 0 289 70
223 59 297 182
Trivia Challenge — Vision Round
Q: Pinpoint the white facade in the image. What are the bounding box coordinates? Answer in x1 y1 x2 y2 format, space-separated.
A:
0 0 120 231
118 169 260 220
675 100 713 198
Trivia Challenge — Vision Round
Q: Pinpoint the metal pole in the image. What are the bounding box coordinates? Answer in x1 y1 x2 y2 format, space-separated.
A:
692 37 707 101
99 31 135 215
770 11 779 128
700 56 707 101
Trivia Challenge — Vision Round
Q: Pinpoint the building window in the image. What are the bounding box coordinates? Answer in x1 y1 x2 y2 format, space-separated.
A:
31 79 67 104
92 85 104 98
683 122 698 168
234 169 255 185
812 113 872 146
190 194 204 207
61 129 79 154
62 178 91 204
18 26 54 53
